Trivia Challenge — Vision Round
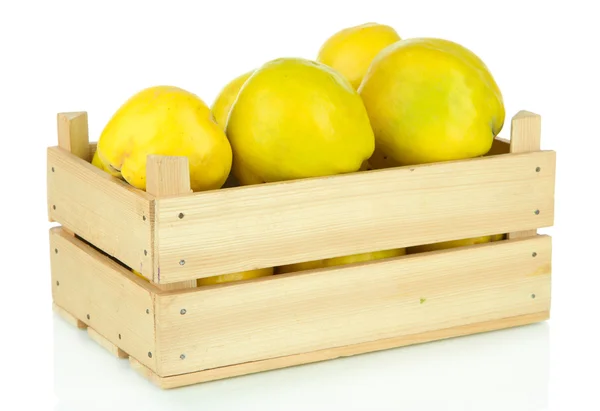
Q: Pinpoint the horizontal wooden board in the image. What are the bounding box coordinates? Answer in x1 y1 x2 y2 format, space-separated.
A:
50 227 158 372
47 146 155 280
137 311 548 389
155 235 552 376
155 150 555 283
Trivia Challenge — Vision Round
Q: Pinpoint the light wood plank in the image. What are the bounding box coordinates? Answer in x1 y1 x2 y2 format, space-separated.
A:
139 311 548 389
88 327 129 359
50 227 158 372
53 302 87 329
146 156 196 291
155 151 556 283
155 236 551 376
47 147 154 280
146 155 192 196
57 112 91 162
89 142 97 161
509 111 543 239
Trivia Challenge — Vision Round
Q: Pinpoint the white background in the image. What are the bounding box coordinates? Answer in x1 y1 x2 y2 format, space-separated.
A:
1 1 599 410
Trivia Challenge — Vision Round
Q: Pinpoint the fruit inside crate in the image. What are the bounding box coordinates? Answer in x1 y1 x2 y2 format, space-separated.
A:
48 109 554 389
47 27 554 388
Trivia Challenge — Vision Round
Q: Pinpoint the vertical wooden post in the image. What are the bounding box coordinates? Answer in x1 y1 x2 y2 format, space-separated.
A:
53 112 91 233
57 112 91 162
146 155 196 291
508 110 542 240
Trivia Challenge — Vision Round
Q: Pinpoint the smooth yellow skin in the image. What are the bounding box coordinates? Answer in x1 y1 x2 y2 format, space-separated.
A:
197 267 273 286
211 70 254 130
91 150 110 172
317 23 401 90
96 86 232 192
277 248 405 274
359 38 505 166
226 57 375 183
211 70 263 185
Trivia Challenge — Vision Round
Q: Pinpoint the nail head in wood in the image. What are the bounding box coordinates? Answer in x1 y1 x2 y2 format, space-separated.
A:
87 314 90 320
143 215 146 221
531 294 536 299
180 354 186 360
532 252 537 257
53 205 56 210
179 259 185 266
118 334 122 340
56 281 60 286
178 213 185 219
55 248 58 254
52 167 55 172
146 309 150 314
144 250 148 256
148 352 153 358
534 209 540 215
536 167 541 172
180 309 187 315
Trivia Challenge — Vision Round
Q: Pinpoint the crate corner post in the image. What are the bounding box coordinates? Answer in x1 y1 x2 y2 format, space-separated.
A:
146 154 197 291
57 111 91 162
508 110 543 240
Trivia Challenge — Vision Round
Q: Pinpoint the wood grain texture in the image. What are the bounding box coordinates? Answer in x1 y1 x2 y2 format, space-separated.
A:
140 311 548 389
47 147 155 280
509 111 543 239
146 155 196 290
50 227 158 372
89 142 97 160
155 151 556 283
88 328 129 359
155 235 551 376
57 112 91 162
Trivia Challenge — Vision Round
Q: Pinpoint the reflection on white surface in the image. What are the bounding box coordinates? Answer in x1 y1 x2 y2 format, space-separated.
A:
53 313 549 411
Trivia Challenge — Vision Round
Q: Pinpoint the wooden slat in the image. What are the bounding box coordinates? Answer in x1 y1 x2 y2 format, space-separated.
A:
146 156 196 291
50 227 158 372
136 311 548 389
89 142 97 160
155 151 556 283
155 236 551 376
88 327 129 359
57 112 91 162
509 111 543 239
47 147 155 280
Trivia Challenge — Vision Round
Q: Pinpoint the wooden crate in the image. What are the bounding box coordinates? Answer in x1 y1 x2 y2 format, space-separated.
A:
48 110 555 389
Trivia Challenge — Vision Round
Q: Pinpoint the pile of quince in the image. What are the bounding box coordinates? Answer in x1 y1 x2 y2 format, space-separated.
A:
92 23 506 285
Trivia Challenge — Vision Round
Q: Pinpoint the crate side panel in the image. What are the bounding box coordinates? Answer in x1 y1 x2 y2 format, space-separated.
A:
156 235 551 376
148 311 548 388
156 151 555 283
47 147 154 280
50 227 158 372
